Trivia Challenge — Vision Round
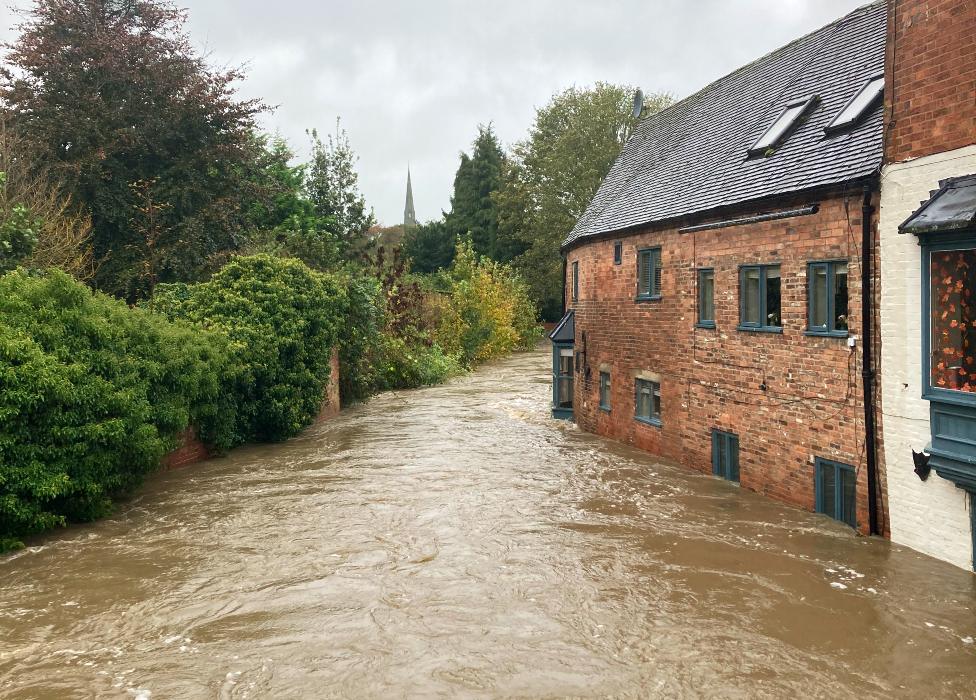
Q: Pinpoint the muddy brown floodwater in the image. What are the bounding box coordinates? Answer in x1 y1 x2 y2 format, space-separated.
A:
2 347 976 699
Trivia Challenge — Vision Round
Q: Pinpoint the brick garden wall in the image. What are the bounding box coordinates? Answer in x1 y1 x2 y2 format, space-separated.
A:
884 0 976 162
565 188 885 534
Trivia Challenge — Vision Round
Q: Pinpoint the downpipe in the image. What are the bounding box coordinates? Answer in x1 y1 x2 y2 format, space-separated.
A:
861 182 879 536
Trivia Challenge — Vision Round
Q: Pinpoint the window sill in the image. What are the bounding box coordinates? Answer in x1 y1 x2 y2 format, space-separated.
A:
804 329 849 338
922 389 976 408
635 295 662 303
736 325 783 334
635 416 662 428
696 321 716 329
599 405 611 413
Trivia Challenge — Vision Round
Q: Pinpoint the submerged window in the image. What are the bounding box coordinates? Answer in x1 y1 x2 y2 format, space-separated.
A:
614 241 622 265
815 457 856 528
929 247 976 393
635 378 661 426
712 429 740 483
698 268 715 327
825 76 884 133
637 248 662 300
739 264 781 331
599 371 611 411
808 261 849 335
572 261 579 301
748 96 817 156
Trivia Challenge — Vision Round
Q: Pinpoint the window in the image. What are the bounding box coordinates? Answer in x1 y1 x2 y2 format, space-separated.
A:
637 248 662 300
712 429 740 482
635 378 661 426
748 96 817 156
613 241 622 265
572 261 579 301
739 264 781 331
599 371 611 411
807 261 849 336
555 347 574 410
815 457 856 528
825 76 883 134
928 247 976 394
698 268 715 328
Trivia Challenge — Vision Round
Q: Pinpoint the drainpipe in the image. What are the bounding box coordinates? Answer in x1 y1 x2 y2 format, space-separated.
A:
861 182 879 536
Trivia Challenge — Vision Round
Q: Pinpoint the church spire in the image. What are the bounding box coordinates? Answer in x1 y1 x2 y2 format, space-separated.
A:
403 167 418 228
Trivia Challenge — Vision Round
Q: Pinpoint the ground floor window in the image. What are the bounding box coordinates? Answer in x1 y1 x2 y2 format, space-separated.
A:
599 371 611 411
815 457 856 528
556 348 573 409
635 378 661 426
712 429 739 482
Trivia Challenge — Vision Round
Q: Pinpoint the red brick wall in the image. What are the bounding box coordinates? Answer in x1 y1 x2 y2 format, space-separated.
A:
565 191 882 534
885 0 976 162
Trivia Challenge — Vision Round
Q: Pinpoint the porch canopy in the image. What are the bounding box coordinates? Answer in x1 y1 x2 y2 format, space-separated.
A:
549 310 575 343
900 174 976 235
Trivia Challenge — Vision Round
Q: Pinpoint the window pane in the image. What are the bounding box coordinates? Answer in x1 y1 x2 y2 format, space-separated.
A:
766 267 781 327
614 242 622 264
558 377 573 408
729 436 740 482
653 250 662 296
652 383 661 418
833 262 849 331
811 264 828 327
743 268 761 324
753 102 806 151
930 249 976 392
699 270 715 322
572 262 579 300
636 381 650 418
840 468 856 527
638 252 650 295
716 433 726 475
828 76 884 131
820 462 836 517
559 354 573 376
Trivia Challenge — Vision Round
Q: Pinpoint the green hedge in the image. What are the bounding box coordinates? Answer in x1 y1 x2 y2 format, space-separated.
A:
150 254 347 444
0 269 226 551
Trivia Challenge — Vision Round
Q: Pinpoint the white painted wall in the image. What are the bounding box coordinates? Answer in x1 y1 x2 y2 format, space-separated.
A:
879 144 976 571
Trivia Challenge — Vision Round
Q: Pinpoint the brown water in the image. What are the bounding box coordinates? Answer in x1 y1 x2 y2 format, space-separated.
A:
2 347 975 699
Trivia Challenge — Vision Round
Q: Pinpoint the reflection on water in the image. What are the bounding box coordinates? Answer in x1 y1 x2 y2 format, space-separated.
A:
1 347 975 698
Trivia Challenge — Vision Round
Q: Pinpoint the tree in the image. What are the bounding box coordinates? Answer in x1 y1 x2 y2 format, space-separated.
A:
0 0 265 299
305 120 375 262
444 125 506 261
495 83 672 319
403 219 455 273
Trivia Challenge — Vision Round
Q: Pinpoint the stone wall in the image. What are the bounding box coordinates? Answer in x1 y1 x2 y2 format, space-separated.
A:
565 189 886 534
879 145 976 570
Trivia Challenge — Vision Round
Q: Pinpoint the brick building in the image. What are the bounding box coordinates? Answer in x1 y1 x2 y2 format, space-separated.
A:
879 0 976 570
551 2 889 535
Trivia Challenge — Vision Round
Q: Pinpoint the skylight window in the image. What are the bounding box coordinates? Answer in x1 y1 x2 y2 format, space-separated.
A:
825 75 884 133
748 96 817 157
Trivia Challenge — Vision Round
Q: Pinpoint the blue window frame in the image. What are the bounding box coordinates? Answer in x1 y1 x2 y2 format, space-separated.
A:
571 261 579 302
807 260 849 336
613 241 622 265
635 378 661 426
697 268 715 328
738 264 782 332
599 371 611 411
636 248 662 301
712 429 740 482
552 343 574 419
815 457 856 528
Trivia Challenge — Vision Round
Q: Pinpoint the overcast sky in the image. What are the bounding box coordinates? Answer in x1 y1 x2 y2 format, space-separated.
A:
1 0 868 226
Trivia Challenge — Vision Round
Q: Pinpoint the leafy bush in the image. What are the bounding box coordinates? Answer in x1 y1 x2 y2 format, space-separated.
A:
150 254 347 444
0 172 40 273
434 239 540 366
0 269 226 550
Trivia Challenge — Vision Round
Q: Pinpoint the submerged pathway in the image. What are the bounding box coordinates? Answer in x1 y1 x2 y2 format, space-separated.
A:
1 347 975 698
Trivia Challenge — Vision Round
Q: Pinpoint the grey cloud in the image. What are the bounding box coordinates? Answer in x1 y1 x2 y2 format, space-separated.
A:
1 0 869 224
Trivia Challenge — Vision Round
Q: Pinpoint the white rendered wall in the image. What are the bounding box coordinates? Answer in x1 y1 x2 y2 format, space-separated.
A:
879 144 976 571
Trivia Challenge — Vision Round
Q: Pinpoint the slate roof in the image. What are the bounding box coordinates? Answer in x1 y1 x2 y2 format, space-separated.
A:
565 1 885 250
900 174 976 235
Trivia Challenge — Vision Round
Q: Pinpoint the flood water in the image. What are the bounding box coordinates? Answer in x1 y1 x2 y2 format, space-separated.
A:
2 347 975 698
